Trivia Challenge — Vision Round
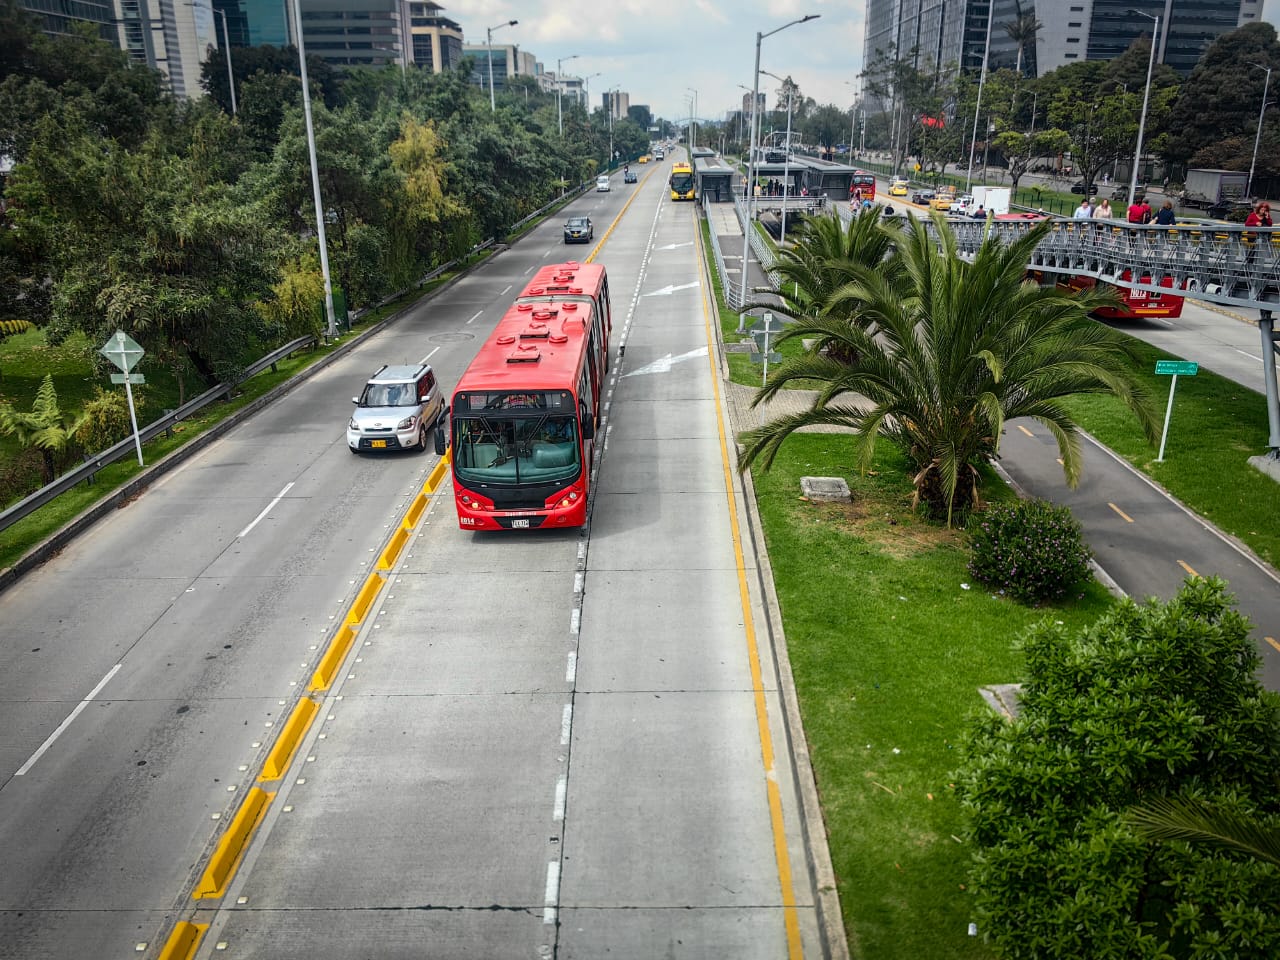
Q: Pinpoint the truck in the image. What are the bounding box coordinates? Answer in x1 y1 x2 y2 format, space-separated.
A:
971 186 1010 215
1180 168 1249 209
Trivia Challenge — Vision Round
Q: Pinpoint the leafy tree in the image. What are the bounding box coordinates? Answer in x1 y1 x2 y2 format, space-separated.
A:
0 373 89 483
739 214 1158 524
995 128 1072 194
9 115 286 396
1165 22 1280 175
627 104 652 131
957 577 1280 958
198 43 343 117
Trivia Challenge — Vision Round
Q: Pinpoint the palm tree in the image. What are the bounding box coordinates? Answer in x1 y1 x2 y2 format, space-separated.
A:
738 214 1160 526
0 373 89 484
744 206 901 336
1005 13 1043 78
1127 796 1280 868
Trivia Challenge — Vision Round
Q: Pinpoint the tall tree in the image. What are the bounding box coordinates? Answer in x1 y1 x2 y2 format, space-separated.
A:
1004 13 1042 77
739 214 1158 524
1165 22 1280 173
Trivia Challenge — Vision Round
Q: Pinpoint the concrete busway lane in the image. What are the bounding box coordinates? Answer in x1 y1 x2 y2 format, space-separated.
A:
0 178 635 958
191 152 824 958
177 159 686 957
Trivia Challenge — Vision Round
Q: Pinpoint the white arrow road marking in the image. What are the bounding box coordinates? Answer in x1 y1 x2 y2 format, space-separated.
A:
622 347 708 377
642 281 701 297
656 241 694 250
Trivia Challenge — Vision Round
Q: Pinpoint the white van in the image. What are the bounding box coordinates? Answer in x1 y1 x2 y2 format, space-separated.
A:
595 174 611 192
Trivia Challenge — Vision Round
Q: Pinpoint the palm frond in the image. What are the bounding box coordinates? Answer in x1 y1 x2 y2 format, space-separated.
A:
1127 795 1280 867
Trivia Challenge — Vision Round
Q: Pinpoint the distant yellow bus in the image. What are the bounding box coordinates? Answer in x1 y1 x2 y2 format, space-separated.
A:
669 162 695 201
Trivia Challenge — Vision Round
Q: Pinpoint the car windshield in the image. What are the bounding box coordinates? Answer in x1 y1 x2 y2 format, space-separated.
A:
361 383 416 407
567 218 588 228
452 415 581 485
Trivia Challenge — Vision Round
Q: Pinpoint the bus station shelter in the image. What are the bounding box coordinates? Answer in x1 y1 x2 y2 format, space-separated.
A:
693 156 736 204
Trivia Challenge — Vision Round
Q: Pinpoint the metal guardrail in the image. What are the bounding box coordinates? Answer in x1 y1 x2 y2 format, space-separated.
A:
705 216 742 310
0 335 317 535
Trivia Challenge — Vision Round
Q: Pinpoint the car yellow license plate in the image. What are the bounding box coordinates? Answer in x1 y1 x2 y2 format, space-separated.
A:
371 440 386 448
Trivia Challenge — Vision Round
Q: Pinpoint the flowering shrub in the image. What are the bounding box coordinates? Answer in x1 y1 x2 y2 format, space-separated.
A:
966 498 1091 603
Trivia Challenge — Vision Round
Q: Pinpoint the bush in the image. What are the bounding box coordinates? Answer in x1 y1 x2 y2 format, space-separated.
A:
967 497 1091 603
0 445 43 508
74 386 134 453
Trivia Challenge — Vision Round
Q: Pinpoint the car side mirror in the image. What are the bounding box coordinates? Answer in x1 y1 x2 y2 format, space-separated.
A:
434 425 447 456
352 397 359 404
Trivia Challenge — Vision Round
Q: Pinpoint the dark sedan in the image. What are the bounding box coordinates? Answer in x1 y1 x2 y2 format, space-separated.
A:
624 169 638 184
563 216 594 243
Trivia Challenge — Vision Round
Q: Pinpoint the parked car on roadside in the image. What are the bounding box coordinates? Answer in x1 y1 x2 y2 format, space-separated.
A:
1070 181 1098 195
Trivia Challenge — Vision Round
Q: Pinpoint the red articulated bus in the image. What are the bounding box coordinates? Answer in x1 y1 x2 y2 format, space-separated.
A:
440 262 611 531
997 213 1186 321
1055 272 1186 320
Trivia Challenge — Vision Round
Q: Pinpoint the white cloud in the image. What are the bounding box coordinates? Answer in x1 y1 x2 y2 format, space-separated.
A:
447 0 867 122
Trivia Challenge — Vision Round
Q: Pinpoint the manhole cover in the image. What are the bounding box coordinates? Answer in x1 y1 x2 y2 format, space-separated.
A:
430 333 475 342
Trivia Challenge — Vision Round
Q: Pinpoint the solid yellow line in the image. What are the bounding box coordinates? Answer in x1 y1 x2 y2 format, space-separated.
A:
1266 636 1280 654
1107 502 1135 523
585 164 662 264
1017 424 1035 437
1178 560 1200 578
695 210 804 958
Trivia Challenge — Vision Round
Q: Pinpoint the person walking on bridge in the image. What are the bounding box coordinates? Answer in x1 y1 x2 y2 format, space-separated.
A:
1095 198 1114 219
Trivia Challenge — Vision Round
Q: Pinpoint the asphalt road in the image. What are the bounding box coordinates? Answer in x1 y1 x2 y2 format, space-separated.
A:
0 158 825 958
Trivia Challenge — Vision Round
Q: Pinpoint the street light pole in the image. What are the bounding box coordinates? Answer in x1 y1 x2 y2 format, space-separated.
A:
762 70 795 239
212 7 236 115
291 0 335 339
557 54 579 136
1127 9 1160 207
687 87 698 151
966 0 996 192
1249 62 1272 200
486 19 518 112
739 14 819 309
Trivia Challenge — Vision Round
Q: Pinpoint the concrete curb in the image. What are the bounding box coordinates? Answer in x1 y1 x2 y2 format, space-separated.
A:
0 266 477 597
699 210 850 960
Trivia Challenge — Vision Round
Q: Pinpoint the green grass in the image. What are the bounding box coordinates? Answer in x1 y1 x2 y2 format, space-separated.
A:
1059 334 1280 568
751 434 1116 959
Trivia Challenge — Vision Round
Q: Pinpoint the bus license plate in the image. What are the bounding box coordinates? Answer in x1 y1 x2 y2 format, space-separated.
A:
511 518 530 529
371 440 386 448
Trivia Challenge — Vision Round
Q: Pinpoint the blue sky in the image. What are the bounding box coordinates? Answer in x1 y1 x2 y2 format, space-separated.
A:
448 0 866 124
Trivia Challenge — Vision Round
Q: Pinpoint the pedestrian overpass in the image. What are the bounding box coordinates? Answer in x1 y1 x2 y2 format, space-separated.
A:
723 200 1280 461
943 216 1280 461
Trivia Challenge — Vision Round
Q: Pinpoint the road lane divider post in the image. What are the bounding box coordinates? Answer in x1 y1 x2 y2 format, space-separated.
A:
157 921 208 960
346 571 385 624
193 787 275 899
258 697 320 781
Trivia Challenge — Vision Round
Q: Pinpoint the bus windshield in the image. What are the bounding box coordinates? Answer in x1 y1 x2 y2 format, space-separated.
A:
453 414 581 485
670 173 694 192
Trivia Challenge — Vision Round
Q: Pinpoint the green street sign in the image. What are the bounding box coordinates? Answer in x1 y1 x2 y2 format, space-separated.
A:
1155 360 1198 376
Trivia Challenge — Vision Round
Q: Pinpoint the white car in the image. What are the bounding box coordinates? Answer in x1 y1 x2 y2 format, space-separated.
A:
596 174 611 192
950 194 974 214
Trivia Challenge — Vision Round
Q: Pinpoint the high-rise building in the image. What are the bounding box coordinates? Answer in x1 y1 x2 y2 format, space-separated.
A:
406 1 462 72
603 90 630 120
863 0 1262 83
293 0 405 68
462 43 537 91
211 0 290 48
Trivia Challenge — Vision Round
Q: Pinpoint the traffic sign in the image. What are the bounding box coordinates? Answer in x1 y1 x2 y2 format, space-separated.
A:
100 330 145 372
110 373 146 385
750 352 783 364
1155 360 1198 376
